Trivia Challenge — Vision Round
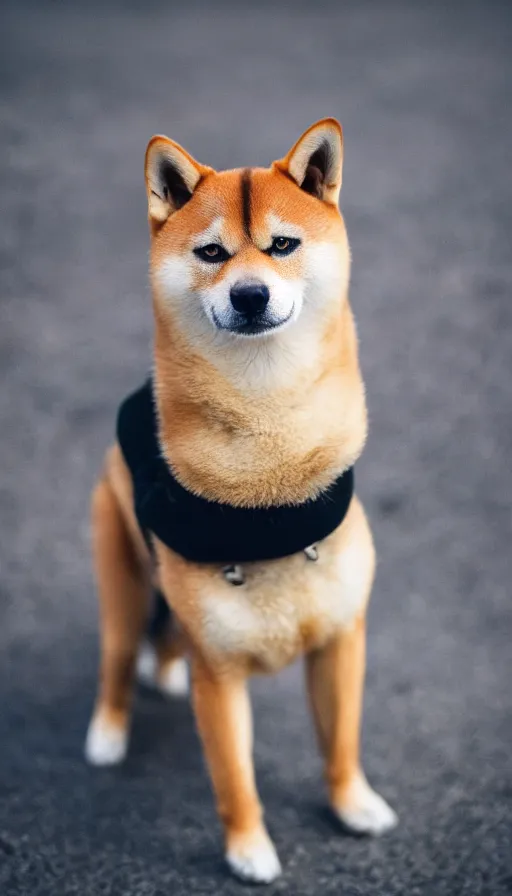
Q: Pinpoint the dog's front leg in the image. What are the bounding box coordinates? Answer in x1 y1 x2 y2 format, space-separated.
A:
306 618 398 835
191 656 281 883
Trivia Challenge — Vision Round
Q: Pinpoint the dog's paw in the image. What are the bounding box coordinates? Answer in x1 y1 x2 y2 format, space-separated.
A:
136 642 189 698
158 657 189 696
84 714 128 766
226 829 282 884
136 641 158 687
333 772 398 836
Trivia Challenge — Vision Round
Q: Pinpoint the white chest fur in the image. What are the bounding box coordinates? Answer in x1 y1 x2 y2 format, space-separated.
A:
197 501 374 672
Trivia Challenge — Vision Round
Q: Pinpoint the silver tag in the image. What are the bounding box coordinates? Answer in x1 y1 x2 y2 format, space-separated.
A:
304 544 319 561
223 564 245 586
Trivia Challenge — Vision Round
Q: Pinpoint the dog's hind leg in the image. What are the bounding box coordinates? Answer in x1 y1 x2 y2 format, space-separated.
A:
137 594 189 697
85 473 150 766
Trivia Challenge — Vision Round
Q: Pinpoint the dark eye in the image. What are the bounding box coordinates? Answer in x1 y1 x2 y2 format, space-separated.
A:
269 236 301 257
193 243 230 263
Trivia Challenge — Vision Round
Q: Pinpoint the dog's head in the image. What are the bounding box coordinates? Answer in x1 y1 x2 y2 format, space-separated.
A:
146 119 349 358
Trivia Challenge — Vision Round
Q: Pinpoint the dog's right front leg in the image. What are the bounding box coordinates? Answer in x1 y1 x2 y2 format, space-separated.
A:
191 656 281 884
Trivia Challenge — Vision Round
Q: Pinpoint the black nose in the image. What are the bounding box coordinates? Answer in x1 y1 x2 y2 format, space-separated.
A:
230 282 270 317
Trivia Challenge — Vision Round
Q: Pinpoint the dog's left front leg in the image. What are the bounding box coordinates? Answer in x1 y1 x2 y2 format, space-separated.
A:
306 618 398 835
191 656 281 884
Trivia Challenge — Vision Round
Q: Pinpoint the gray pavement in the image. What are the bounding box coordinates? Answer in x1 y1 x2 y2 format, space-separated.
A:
1 1 511 893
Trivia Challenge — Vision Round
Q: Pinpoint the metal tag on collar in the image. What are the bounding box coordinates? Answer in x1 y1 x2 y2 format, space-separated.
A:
223 564 245 586
304 544 319 561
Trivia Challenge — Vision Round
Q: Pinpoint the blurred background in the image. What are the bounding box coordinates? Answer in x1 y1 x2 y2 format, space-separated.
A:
1 1 511 894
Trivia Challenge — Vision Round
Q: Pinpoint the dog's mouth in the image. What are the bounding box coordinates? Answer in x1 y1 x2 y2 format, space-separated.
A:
211 305 295 338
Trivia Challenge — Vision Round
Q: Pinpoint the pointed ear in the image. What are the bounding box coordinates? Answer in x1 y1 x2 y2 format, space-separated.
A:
144 135 212 227
273 118 343 206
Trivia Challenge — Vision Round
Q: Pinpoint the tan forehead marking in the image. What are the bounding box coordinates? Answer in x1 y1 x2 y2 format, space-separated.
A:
193 217 225 247
266 212 304 240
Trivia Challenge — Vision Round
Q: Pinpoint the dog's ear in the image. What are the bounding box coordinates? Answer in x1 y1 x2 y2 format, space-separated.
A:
144 136 213 228
273 118 343 206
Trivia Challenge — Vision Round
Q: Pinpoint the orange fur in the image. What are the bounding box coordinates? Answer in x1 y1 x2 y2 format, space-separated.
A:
153 296 366 508
86 119 397 882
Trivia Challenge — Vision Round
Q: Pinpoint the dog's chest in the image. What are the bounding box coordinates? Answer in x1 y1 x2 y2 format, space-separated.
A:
197 535 367 671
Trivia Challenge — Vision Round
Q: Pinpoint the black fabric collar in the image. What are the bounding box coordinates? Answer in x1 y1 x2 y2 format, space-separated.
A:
117 380 354 565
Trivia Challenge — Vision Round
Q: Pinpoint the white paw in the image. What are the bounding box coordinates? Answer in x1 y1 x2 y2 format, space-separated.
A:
136 641 158 686
334 773 398 835
158 658 189 697
227 833 282 884
136 643 189 698
84 715 128 766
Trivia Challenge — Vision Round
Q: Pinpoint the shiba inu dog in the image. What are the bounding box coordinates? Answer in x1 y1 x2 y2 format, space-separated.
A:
85 119 397 883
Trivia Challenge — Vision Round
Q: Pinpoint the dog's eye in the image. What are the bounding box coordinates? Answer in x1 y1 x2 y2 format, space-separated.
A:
194 244 230 263
269 237 301 257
